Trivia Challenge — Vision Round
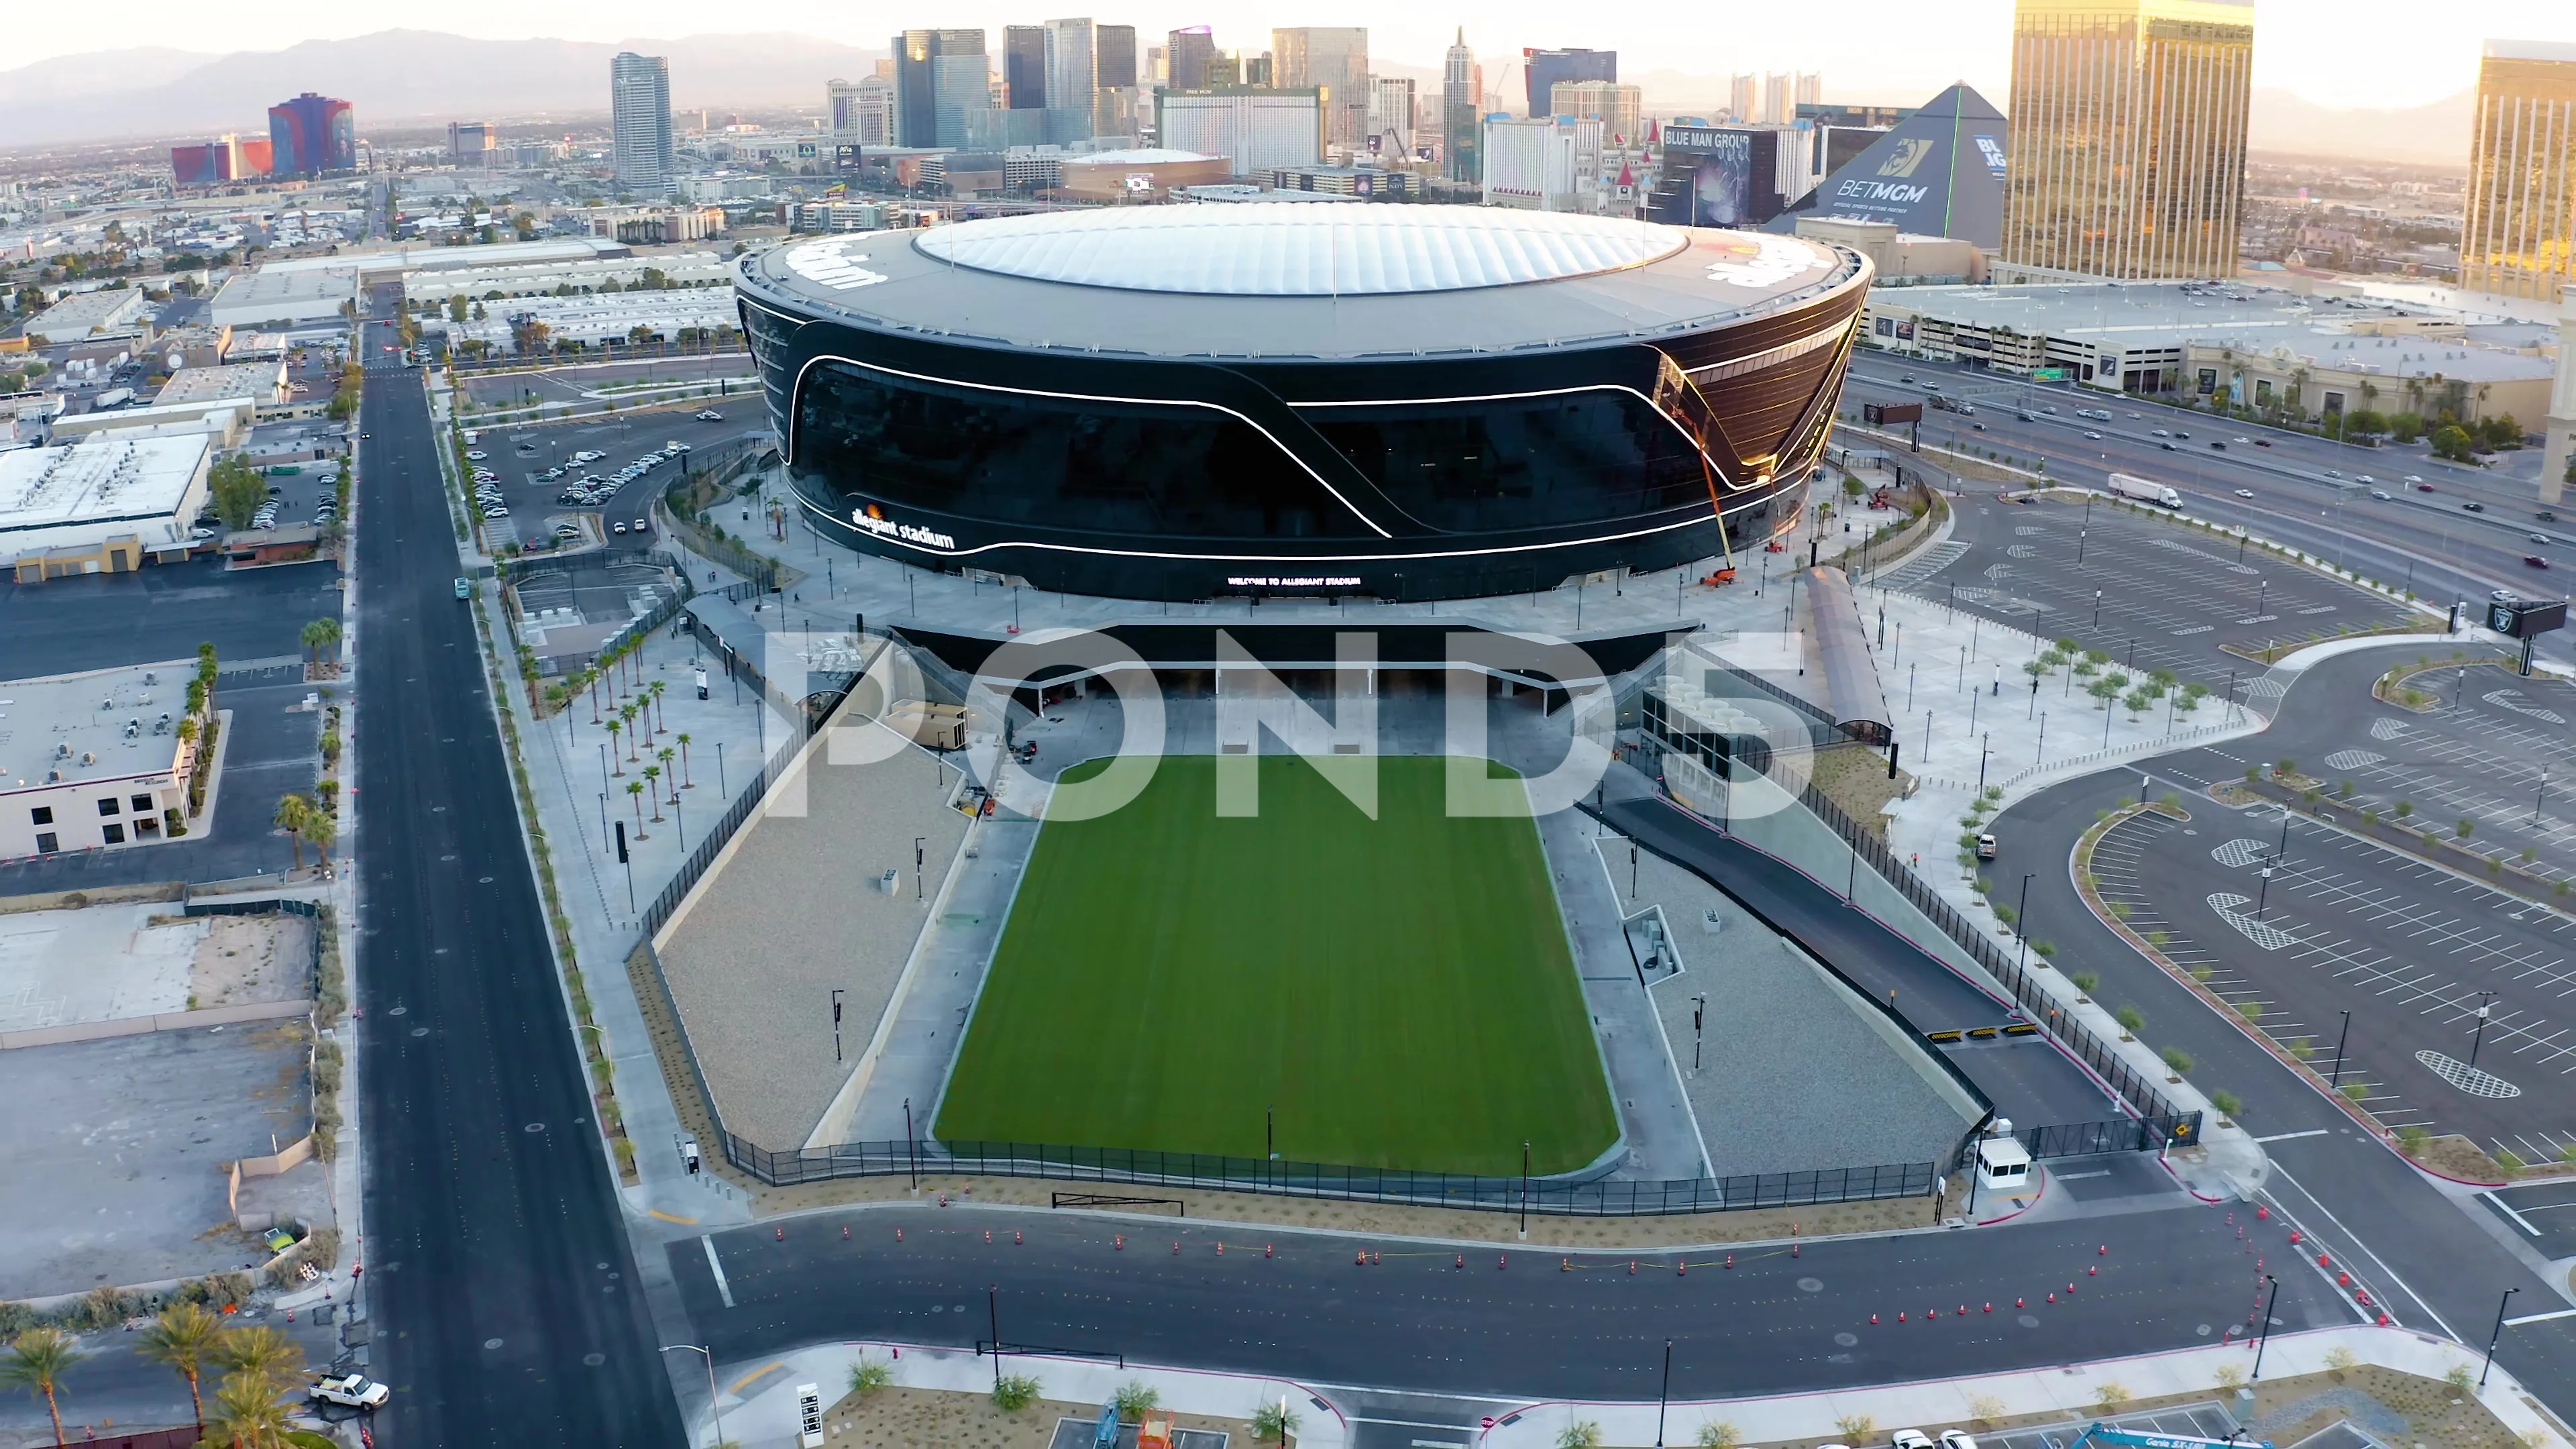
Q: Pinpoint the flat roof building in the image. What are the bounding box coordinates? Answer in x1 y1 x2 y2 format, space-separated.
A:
1057 148 1230 201
0 661 205 861
1 432 211 581
49 397 253 448
208 266 359 329
23 288 151 344
156 361 289 409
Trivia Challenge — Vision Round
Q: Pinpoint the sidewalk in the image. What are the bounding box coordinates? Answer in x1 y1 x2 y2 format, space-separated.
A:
1482 1322 2571 1449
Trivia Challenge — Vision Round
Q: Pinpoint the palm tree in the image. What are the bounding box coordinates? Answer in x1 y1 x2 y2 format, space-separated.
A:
676 733 694 788
643 766 664 820
589 668 603 723
627 780 649 839
306 808 337 874
215 1325 303 1389
656 747 677 800
620 703 641 759
136 1303 225 1430
0 1326 84 1446
648 678 667 734
203 1367 292 1449
605 717 625 773
274 794 311 871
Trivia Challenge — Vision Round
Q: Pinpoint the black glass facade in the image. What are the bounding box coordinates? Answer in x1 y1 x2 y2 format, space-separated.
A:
743 289 1861 602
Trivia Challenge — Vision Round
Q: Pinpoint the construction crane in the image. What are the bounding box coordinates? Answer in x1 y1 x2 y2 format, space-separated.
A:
2066 1424 2273 1449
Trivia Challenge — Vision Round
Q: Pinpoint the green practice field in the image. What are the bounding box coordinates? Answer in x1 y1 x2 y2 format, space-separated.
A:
933 754 1618 1176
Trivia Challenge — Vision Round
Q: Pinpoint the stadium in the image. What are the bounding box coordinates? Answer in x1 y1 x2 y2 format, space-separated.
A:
735 204 1874 602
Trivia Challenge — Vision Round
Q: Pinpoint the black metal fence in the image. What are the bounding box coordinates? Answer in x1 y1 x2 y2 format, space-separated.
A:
714 1136 1945 1216
1771 746 2201 1154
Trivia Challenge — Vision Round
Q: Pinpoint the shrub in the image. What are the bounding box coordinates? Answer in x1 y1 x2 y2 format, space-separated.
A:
992 1374 1042 1413
1557 1424 1605 1449
2339 780 2355 799
2398 1124 2430 1152
1834 1415 1877 1442
1695 1424 1741 1449
2499 1148 2526 1175
2072 971 2100 994
2325 1345 2357 1371
1113 1382 1161 1422
2237 1000 2264 1023
2245 766 2260 785
2190 964 2214 981
2116 1006 2145 1033
2210 1089 2243 1118
2341 1083 2369 1102
2459 817 2476 839
2447 1362 2475 1393
2162 1046 2193 1075
848 1356 893 1397
2094 1383 2131 1411
2277 757 2297 777
2395 800 2414 818
2215 1363 2247 1390
2031 940 2057 959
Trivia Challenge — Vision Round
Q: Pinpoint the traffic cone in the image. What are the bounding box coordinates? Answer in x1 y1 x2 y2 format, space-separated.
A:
775 1226 784 1241
1562 1257 1570 1272
1115 1235 1124 1250
2377 1311 2391 1326
2016 1298 2025 1308
2047 1293 2056 1303
2067 1283 2077 1293
1725 1254 1734 1269
1372 1251 1381 1266
1984 1303 1993 1313
1499 1255 1507 1269
1870 1313 1879 1325
2338 1272 2351 1287
1898 1311 1907 1322
1216 1242 1224 1255
842 1226 850 1241
1173 1241 1181 1254
2089 1267 2098 1277
984 1230 991 1244
2256 1205 2269 1220
2289 1229 2302 1244
1677 1259 1687 1277
1014 1230 1023 1245
896 1228 904 1242
2318 1252 2332 1267
1456 1254 1464 1269
2098 1245 2108 1254
1267 1244 1275 1259
1359 1252 1368 1267
1629 1259 1638 1275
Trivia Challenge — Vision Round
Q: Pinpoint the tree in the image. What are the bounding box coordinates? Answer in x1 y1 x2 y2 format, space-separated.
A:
676 732 694 788
299 616 341 665
135 1302 227 1430
306 808 337 873
215 1325 302 1388
606 718 624 773
274 794 312 870
648 678 668 733
447 294 469 323
643 765 664 820
627 779 648 837
209 456 268 531
0 1327 84 1446
657 747 677 800
203 1367 292 1449
2430 423 2475 462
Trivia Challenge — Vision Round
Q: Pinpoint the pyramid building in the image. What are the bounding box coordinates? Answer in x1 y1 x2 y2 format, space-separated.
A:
1772 84 2009 248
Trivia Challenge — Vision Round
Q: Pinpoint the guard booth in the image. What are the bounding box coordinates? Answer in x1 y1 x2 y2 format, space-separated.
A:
1976 1136 2033 1193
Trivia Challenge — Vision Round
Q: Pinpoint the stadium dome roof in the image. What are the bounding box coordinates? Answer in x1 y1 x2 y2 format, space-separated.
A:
908 203 1689 297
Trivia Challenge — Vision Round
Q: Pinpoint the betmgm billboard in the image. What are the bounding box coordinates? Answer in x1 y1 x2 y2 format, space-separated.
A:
1664 125 1764 227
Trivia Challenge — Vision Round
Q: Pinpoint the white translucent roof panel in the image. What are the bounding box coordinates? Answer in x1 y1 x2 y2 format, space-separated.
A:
909 203 1690 296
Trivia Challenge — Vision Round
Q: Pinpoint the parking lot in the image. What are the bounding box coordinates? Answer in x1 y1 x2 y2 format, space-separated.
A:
462 405 766 553
2094 804 2576 1165
1880 493 2420 703
2316 664 2576 888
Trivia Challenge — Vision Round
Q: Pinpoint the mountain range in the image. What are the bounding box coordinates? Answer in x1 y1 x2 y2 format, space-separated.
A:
0 28 2479 169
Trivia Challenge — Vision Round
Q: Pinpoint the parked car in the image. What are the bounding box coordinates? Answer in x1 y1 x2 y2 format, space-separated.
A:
453 578 472 599
464 450 486 460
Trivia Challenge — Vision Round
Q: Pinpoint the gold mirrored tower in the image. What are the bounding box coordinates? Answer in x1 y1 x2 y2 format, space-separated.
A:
2001 0 2253 280
2462 40 2576 302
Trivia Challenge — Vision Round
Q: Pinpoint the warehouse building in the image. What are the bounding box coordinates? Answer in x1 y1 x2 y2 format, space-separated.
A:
207 266 360 329
0 661 206 860
23 288 152 344
1 432 211 582
156 360 290 409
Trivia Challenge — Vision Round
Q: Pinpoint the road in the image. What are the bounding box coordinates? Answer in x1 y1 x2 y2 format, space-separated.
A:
1844 355 2565 615
349 286 684 1445
665 1197 2345 1413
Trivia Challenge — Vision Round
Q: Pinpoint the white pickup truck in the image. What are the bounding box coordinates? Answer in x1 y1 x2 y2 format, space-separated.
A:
310 1373 390 1410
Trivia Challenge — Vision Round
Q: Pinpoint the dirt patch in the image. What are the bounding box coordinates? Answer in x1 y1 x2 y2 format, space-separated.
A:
190 914 315 1010
821 1385 1275 1449
737 1172 1953 1249
1810 744 1907 839
2406 1132 2511 1185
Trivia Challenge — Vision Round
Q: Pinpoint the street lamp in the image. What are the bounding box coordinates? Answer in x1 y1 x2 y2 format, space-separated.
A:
660 1344 727 1448
2249 1275 2280 1382
1519 1140 1532 1240
2484 1286 2521 1387
2016 873 2035 971
2471 991 2497 1068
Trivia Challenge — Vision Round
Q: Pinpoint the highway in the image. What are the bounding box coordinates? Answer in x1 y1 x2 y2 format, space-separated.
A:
349 288 684 1445
1843 354 2565 613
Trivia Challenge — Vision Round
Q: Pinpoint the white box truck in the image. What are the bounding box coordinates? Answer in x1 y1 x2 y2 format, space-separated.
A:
2107 472 2182 509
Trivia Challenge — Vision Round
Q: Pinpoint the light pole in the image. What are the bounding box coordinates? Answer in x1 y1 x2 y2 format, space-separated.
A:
1690 994 1707 1071
2016 873 2035 971
2471 991 2497 1068
1519 1140 1532 1240
661 1344 727 1448
989 1284 1004 1387
2330 1008 2352 1088
2249 1275 2280 1382
1656 1338 1674 1448
2484 1286 2521 1387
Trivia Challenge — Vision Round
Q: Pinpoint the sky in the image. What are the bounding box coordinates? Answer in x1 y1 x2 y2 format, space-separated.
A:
38 0 2576 110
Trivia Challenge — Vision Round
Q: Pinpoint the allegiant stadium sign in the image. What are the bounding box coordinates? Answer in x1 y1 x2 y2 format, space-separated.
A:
851 509 957 549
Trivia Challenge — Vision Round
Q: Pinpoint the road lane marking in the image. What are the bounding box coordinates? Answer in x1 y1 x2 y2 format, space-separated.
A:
648 1208 700 1225
2485 1191 2547 1237
702 1234 735 1307
2506 1307 2576 1326
2254 1129 2330 1142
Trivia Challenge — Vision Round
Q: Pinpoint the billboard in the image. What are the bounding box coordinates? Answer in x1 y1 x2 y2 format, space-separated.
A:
1864 402 1923 426
2489 598 2567 639
1768 83 2008 249
1664 125 1765 227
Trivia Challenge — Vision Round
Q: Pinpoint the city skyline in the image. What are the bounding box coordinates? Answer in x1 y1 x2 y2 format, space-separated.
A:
17 1 2574 115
